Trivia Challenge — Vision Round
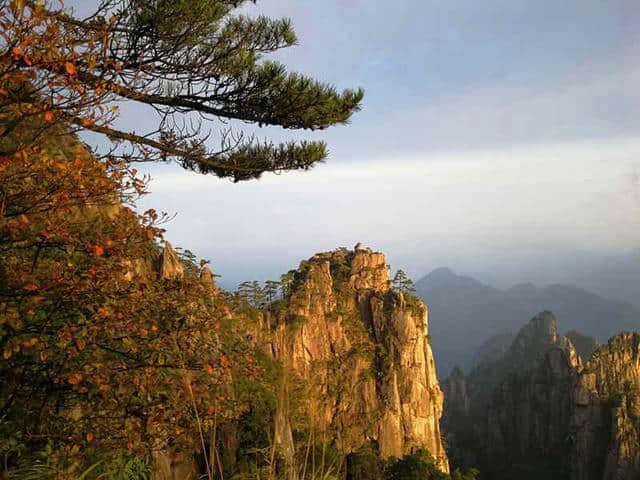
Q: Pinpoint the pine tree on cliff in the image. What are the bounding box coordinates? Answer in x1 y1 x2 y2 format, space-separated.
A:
279 270 296 297
3 0 364 181
264 280 280 304
237 281 253 305
250 280 266 308
393 269 416 294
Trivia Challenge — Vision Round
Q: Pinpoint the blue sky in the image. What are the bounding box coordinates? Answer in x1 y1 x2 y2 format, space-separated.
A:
74 1 640 289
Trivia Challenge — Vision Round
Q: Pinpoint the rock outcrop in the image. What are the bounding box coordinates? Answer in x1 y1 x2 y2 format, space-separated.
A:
483 323 581 479
156 242 184 279
262 249 449 473
441 366 472 469
566 330 599 362
442 366 469 420
443 312 640 480
570 333 640 480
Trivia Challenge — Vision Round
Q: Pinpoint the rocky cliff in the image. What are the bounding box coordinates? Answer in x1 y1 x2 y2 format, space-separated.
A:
570 333 640 480
261 248 449 473
443 312 640 480
482 314 581 479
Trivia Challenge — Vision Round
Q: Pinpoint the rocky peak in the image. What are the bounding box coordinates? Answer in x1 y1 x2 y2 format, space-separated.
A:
156 242 184 280
570 332 640 480
309 247 390 292
416 267 484 290
506 311 567 371
443 366 470 417
199 266 218 293
444 312 640 480
566 330 599 363
264 248 449 474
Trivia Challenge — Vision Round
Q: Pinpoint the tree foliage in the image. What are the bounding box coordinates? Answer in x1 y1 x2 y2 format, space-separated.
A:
0 82 258 476
0 0 364 181
392 269 415 294
385 450 478 480
0 130 259 453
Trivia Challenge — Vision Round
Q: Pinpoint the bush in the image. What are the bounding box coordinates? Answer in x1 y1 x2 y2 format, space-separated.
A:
385 450 448 480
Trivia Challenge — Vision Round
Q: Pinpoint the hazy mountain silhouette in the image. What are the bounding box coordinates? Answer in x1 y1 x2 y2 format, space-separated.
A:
416 267 640 377
570 249 640 308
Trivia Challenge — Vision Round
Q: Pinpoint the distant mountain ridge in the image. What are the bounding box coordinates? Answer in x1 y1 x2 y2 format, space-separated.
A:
415 268 640 377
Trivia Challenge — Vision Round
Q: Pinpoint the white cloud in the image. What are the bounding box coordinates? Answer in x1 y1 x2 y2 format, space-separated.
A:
140 136 640 287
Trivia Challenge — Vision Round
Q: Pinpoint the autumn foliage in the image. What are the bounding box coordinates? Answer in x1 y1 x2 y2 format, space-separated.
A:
0 128 260 466
0 3 260 473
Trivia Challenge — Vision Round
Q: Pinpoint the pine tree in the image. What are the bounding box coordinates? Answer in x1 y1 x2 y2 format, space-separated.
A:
250 280 266 308
392 269 416 294
1 0 364 181
237 281 253 305
279 270 296 298
264 280 280 304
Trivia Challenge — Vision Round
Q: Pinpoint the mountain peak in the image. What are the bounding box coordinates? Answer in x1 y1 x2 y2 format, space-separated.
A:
416 267 484 290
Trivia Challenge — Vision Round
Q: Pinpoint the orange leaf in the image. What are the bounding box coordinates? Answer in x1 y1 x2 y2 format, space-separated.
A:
86 432 94 442
24 283 38 291
94 245 104 256
219 354 229 367
76 339 86 351
65 62 76 75
12 47 23 57
68 373 82 385
97 307 109 317
43 111 54 122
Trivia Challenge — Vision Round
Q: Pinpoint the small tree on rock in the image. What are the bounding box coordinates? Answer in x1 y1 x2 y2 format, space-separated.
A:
264 280 280 304
392 269 416 294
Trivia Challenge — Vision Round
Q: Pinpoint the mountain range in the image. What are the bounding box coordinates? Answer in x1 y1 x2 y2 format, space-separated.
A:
415 267 640 377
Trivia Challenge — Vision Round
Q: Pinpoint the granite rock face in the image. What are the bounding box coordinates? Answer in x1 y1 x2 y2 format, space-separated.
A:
566 330 599 363
483 331 581 479
442 367 469 419
262 249 449 473
156 242 184 280
443 312 640 480
570 333 640 480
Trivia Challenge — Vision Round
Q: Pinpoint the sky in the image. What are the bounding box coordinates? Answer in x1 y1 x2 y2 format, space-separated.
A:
75 1 640 290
